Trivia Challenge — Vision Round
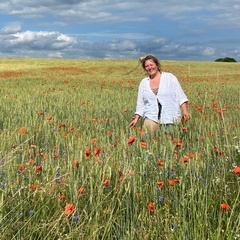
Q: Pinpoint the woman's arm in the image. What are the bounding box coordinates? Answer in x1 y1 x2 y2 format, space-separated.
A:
181 102 190 121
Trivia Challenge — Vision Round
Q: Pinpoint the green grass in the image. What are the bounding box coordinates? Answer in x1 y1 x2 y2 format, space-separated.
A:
0 58 239 239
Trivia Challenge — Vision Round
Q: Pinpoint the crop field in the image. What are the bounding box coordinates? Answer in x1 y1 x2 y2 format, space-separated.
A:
0 58 239 239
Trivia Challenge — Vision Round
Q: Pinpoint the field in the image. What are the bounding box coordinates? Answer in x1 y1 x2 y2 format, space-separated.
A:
0 58 239 239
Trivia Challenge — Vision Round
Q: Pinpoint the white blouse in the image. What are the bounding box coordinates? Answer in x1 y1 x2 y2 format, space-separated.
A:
135 72 188 124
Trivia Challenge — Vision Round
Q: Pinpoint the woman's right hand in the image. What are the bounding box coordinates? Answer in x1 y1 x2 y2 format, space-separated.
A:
128 115 139 128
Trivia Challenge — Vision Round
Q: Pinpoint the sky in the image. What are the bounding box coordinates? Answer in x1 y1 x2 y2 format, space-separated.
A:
0 0 240 61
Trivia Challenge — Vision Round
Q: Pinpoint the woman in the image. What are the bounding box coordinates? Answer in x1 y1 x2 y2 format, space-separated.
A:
129 55 190 136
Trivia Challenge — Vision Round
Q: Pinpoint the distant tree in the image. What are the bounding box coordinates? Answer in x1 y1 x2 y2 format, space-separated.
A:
215 57 237 62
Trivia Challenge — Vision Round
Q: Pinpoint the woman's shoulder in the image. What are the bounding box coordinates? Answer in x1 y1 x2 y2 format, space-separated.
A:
162 72 175 77
139 76 149 84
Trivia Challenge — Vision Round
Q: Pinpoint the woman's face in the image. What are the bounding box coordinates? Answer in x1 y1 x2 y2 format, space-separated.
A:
144 59 158 77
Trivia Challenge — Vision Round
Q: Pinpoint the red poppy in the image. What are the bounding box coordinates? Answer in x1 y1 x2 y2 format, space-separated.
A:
46 116 52 121
58 193 66 201
78 187 86 194
157 181 164 188
168 180 175 186
233 166 240 174
182 127 187 131
220 203 229 210
30 183 38 191
157 160 164 166
148 202 154 213
94 147 101 155
72 160 79 168
189 153 196 159
140 141 147 148
103 179 110 187
18 127 28 134
182 156 189 162
69 126 74 132
35 166 42 172
196 106 203 112
85 148 91 158
64 203 75 215
18 164 24 171
128 136 136 145
91 138 97 144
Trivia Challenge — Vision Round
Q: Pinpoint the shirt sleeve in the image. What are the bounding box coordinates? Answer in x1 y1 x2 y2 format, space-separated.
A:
172 74 188 105
135 80 145 116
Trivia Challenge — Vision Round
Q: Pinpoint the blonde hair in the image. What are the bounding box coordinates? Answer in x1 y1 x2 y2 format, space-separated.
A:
139 54 162 72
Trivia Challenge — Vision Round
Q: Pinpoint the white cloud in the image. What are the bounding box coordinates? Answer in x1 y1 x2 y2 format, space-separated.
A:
0 0 239 60
1 24 22 34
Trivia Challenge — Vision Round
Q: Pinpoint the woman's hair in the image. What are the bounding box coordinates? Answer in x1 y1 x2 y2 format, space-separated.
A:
139 54 162 72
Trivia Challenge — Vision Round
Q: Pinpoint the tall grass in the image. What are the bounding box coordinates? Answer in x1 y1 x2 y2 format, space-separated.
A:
0 58 239 239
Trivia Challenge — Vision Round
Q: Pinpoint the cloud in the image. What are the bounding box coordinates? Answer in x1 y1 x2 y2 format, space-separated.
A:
0 1 239 60
1 24 22 34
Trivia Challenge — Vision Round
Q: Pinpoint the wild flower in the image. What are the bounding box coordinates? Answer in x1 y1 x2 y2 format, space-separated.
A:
158 195 164 201
220 203 229 210
94 147 101 155
72 160 79 168
148 202 154 213
78 187 86 195
85 148 91 158
140 141 147 148
233 166 240 174
157 181 164 188
29 210 34 215
64 203 75 215
103 179 110 187
157 160 164 166
128 136 136 145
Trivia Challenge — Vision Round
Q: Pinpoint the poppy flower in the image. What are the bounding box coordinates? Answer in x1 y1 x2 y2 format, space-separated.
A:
128 136 136 145
94 147 101 155
148 202 154 213
114 140 118 148
18 127 28 134
77 187 86 195
189 153 196 159
157 160 164 166
196 106 203 112
129 170 134 175
39 111 44 116
18 164 24 171
168 180 175 186
85 148 91 158
91 138 97 144
46 116 52 121
140 141 147 148
157 181 164 188
72 160 79 168
103 179 110 187
220 203 229 210
58 193 66 201
64 203 75 215
199 136 205 141
182 127 187 131
233 166 240 174
35 166 42 172
30 183 38 191
182 156 189 162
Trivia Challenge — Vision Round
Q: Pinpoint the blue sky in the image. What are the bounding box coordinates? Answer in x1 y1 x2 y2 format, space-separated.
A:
0 0 240 61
